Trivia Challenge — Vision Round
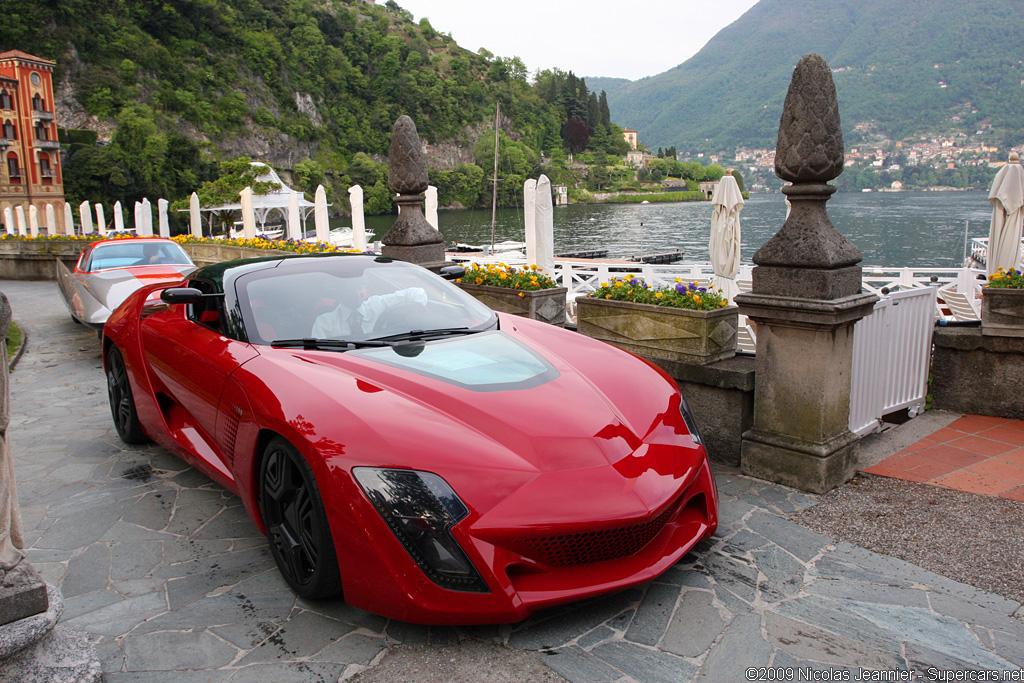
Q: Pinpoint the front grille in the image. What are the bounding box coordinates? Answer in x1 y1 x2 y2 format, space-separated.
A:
510 501 679 568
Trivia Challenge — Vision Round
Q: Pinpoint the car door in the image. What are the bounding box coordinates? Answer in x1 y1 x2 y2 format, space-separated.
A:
139 277 258 468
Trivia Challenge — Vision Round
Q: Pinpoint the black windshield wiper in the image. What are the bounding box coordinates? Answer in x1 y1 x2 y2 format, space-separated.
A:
368 327 476 342
270 338 398 351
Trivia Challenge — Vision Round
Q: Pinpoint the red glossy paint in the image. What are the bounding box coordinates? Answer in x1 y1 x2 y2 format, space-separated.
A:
103 258 718 624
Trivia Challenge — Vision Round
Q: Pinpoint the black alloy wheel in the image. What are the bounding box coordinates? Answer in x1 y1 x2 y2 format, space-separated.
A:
106 345 147 444
260 437 341 599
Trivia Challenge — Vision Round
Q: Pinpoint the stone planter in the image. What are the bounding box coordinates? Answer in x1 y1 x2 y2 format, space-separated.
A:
576 296 738 364
981 287 1024 337
457 283 567 326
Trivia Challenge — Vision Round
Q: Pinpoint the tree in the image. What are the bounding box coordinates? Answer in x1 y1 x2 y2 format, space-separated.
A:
564 118 590 154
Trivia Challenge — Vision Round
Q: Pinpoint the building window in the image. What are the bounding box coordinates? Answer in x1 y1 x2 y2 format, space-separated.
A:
34 121 51 141
0 90 11 110
30 72 40 87
39 154 52 179
32 93 45 111
2 120 15 140
7 154 22 180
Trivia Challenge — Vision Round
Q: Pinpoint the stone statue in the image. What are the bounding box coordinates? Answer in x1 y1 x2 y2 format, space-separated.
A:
0 292 24 575
379 115 445 264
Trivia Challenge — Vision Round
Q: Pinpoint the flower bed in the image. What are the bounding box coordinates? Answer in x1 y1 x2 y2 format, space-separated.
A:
578 276 737 364
982 268 1024 338
455 263 567 326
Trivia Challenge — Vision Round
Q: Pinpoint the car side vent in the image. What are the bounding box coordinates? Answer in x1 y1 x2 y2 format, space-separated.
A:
222 406 241 462
511 501 679 568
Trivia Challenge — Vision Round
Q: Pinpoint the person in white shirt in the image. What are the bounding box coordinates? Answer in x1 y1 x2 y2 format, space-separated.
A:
311 283 428 339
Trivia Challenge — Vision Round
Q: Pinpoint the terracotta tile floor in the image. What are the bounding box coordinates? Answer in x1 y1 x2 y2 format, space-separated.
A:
862 415 1024 501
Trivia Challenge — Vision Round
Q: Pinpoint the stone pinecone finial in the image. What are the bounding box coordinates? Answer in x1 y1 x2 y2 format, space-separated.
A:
774 54 844 184
388 115 428 196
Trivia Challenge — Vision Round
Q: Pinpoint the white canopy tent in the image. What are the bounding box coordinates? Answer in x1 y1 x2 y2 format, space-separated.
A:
185 163 323 236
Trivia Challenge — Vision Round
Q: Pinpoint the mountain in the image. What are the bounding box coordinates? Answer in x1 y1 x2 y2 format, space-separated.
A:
604 0 1024 154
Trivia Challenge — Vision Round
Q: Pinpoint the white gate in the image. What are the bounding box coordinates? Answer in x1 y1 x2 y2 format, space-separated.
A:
849 286 937 436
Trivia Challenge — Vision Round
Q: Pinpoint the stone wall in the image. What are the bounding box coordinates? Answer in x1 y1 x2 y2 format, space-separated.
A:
931 326 1024 419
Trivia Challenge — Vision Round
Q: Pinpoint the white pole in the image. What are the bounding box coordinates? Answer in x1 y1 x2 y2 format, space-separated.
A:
64 202 75 235
79 201 93 234
425 185 439 230
14 206 27 236
314 185 328 243
113 201 125 233
189 193 202 238
141 198 154 236
239 187 257 239
28 205 39 237
95 203 106 235
523 178 538 265
3 207 13 235
348 185 366 251
287 190 301 242
158 198 170 238
134 202 143 234
45 204 56 236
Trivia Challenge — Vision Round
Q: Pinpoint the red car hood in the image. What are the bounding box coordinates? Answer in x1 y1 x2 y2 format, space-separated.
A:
258 317 703 525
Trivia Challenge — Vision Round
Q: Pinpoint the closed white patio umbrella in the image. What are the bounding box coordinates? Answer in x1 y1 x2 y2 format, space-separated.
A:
709 171 744 302
986 152 1024 277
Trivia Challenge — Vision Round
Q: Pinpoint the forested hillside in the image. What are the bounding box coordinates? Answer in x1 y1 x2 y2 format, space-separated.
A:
604 0 1024 154
1 0 628 211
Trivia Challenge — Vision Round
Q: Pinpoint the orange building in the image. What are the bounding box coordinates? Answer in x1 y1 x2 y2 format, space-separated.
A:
0 50 65 233
622 128 638 150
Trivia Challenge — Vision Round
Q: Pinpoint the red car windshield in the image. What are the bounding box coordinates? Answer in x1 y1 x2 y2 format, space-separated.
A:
233 257 497 345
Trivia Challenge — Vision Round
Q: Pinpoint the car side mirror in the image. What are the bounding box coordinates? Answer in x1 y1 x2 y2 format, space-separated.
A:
439 265 465 281
161 287 204 305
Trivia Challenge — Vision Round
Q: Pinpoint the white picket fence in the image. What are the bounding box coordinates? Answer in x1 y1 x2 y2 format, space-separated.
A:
849 285 938 436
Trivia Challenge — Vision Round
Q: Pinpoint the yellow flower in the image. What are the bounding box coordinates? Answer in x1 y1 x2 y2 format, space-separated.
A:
475 277 483 284
455 278 462 283
605 294 612 299
499 273 508 280
655 292 663 298
518 292 525 297
614 281 623 288
694 295 702 304
600 282 608 287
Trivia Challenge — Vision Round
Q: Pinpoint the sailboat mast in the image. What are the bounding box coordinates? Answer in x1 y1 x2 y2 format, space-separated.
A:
490 101 500 253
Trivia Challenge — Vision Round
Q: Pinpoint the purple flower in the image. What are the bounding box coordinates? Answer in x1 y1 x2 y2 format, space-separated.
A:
675 283 687 294
629 278 639 286
698 287 706 293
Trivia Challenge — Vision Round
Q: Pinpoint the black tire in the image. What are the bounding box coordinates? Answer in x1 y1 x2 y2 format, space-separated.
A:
106 345 148 444
260 437 341 599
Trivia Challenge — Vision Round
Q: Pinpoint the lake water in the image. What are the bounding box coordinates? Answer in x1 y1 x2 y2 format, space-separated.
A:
356 190 995 268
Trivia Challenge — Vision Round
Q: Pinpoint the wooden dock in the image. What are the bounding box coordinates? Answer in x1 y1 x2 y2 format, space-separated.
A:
626 251 686 264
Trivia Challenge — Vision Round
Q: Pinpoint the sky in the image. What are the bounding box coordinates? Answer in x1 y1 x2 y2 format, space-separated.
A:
392 0 761 81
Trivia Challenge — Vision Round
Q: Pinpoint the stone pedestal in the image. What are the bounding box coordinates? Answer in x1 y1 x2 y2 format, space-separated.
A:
735 54 877 493
738 293 877 492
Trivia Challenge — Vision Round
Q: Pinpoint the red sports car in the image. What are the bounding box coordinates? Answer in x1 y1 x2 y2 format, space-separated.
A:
103 253 718 624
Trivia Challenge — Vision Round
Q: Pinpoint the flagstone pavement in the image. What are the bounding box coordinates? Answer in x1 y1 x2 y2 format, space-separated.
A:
3 279 1022 682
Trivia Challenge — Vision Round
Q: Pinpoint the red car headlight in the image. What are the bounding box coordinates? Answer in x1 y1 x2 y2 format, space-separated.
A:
353 468 489 593
680 394 703 445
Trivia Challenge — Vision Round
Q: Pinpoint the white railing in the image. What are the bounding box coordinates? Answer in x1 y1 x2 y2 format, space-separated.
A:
849 285 937 437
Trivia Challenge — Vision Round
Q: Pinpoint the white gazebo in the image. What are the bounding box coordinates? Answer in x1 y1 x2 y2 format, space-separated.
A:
193 163 323 236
